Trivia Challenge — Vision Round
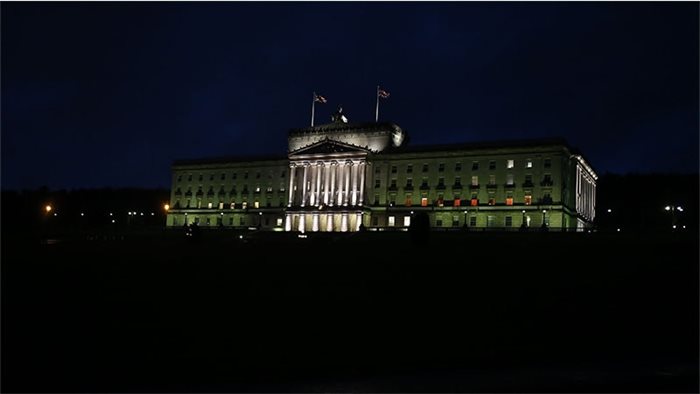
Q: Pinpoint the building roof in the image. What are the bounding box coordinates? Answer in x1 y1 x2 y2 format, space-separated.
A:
381 137 579 155
289 121 402 135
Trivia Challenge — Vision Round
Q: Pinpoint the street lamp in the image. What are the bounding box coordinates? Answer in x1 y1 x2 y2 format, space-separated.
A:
664 205 683 229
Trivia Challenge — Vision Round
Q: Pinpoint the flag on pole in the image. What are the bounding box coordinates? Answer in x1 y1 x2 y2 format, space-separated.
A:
377 89 390 99
314 93 327 103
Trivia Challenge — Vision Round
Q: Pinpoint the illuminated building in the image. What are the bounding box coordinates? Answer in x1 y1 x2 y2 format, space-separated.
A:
167 110 597 231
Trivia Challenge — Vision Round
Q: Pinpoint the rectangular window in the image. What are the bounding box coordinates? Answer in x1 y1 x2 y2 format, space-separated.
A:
244 172 249 179
406 164 413 173
454 198 461 207
505 216 513 227
228 217 233 226
405 194 412 206
390 179 397 188
470 216 477 227
372 216 379 226
470 198 478 206
471 175 479 186
454 176 461 185
524 194 532 205
391 165 397 174
206 217 211 225
199 174 204 181
506 174 514 185
375 179 381 188
256 172 261 179
177 175 182 182
488 196 496 206
207 202 213 209
487 215 495 227
489 160 496 170
455 162 462 171
472 161 479 170
436 219 443 227
438 163 445 172
374 194 380 205
506 197 514 206
375 166 381 174
544 158 552 168
421 197 428 207
210 174 215 181
388 216 395 227
437 194 444 207
489 175 496 185
507 159 514 169
230 202 235 209
406 178 413 187
452 215 460 227
389 194 396 205
218 202 224 210
239 217 245 226
422 164 429 172
232 173 237 180
188 174 192 181
242 201 247 209
253 201 259 208
526 160 533 168
438 177 445 186
403 216 411 227
221 173 226 180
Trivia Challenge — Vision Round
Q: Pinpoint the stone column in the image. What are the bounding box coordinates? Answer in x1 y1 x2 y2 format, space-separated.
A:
323 162 330 205
287 164 296 207
344 162 351 206
315 162 322 207
341 213 348 232
326 213 334 232
356 213 363 231
337 162 344 206
358 161 366 206
284 213 292 232
301 164 308 207
312 213 319 232
329 162 337 206
309 164 316 206
351 161 358 206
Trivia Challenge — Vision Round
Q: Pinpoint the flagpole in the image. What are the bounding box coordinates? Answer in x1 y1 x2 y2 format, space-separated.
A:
375 85 380 122
311 92 316 127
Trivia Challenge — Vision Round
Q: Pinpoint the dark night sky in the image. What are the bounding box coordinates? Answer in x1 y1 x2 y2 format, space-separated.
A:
2 2 698 190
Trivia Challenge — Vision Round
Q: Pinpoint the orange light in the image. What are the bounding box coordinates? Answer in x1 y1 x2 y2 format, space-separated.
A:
164 204 170 211
45 205 52 213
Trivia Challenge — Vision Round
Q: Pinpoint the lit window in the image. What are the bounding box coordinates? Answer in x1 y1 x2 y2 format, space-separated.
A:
454 198 461 207
254 201 260 209
405 195 412 207
421 197 428 207
242 202 248 209
388 216 395 226
207 202 213 209
230 202 235 209
506 197 513 206
507 160 514 169
526 160 533 168
524 194 532 205
403 216 411 227
470 198 478 206
255 187 261 192
276 218 283 226
218 202 224 209
471 176 478 186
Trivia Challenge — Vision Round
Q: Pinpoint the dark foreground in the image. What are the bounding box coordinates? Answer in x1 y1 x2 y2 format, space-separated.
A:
3 231 698 392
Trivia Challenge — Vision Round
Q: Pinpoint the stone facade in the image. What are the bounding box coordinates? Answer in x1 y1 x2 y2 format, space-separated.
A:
167 121 597 231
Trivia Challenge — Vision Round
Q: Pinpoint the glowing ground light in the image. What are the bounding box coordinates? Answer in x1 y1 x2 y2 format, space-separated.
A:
45 205 52 213
111 219 116 223
607 209 612 213
164 204 170 211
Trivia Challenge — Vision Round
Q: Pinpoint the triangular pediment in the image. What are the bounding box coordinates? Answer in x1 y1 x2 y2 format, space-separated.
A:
289 138 370 156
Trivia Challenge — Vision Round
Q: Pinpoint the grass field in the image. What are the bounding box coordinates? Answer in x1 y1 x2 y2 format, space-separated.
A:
2 231 698 392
